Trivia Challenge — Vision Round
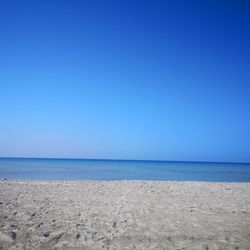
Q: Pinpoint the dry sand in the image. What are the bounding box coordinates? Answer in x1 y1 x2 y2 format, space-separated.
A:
0 180 249 250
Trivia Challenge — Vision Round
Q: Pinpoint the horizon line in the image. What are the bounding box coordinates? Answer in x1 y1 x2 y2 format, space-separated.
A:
0 156 249 165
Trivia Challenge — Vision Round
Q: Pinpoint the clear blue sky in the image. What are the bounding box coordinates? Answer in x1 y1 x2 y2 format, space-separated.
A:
0 1 250 162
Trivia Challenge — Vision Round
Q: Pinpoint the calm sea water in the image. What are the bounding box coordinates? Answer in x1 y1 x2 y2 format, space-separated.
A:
0 158 249 182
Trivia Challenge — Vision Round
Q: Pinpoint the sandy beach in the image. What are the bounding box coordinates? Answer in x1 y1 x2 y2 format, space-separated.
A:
0 180 249 250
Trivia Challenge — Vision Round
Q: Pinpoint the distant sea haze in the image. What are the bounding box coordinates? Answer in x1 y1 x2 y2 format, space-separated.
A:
0 158 249 182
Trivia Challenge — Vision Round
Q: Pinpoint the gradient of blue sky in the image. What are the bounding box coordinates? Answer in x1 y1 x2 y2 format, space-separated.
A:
0 0 250 162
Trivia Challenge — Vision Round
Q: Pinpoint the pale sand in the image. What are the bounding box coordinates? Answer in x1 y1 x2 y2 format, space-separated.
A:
0 180 249 250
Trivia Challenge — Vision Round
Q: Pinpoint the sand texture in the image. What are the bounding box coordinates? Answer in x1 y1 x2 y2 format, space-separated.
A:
0 180 249 250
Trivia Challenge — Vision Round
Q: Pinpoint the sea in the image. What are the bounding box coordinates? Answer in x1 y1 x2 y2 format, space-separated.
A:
0 158 249 182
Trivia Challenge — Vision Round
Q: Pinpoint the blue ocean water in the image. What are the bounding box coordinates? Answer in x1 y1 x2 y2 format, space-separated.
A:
0 158 249 182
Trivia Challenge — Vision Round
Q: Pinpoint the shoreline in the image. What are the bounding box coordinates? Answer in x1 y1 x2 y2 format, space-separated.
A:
1 180 249 249
2 179 250 183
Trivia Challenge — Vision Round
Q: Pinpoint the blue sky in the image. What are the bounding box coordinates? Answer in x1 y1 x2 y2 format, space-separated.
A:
0 1 250 162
